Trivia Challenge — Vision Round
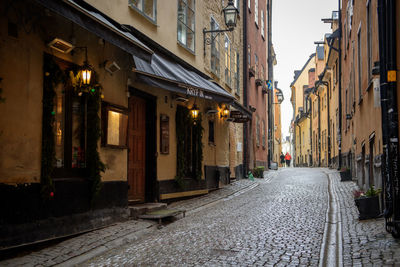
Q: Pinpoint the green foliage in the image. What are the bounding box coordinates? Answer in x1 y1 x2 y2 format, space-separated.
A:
41 54 66 199
175 105 204 187
253 166 265 178
365 186 382 197
42 54 105 203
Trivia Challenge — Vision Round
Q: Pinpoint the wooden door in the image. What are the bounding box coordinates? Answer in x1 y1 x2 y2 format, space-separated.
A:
128 96 146 202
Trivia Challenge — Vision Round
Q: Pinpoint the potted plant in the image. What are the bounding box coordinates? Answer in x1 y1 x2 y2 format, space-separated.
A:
353 186 382 220
339 167 351 181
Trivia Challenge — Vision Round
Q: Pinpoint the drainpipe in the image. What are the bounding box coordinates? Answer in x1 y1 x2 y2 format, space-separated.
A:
378 0 400 236
338 0 343 169
243 0 249 177
267 0 273 169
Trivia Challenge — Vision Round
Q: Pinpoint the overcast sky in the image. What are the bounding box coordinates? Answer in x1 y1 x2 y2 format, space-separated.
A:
272 0 339 138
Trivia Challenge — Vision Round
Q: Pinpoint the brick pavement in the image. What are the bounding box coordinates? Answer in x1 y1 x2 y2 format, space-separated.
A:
329 171 400 266
0 179 257 267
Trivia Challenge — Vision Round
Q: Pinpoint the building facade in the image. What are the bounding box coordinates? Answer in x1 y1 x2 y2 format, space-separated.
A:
0 0 252 248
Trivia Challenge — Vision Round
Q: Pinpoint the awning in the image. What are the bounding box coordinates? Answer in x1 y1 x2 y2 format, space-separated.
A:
133 54 235 103
33 0 153 62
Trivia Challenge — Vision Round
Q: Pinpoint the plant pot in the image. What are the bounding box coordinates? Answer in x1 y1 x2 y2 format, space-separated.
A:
339 170 351 181
355 195 381 220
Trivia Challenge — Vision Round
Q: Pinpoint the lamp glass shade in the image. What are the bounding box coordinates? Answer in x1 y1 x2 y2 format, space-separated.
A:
191 104 200 119
223 1 238 28
81 68 92 85
223 107 230 117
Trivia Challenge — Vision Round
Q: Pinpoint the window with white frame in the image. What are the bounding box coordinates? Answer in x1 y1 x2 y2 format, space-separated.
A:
224 35 232 86
261 10 264 38
129 0 157 23
254 0 258 25
248 0 251 10
177 0 195 52
367 0 372 81
235 51 240 94
211 17 220 76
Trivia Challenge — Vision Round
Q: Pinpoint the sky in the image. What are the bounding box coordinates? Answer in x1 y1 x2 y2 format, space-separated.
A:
272 0 339 138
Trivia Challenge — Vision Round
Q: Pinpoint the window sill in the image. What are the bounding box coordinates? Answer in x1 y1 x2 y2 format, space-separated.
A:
358 97 363 105
208 142 216 147
235 92 241 99
365 79 373 92
177 41 196 56
255 22 259 29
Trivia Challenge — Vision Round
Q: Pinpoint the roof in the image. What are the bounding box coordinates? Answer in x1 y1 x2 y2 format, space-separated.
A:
290 53 316 87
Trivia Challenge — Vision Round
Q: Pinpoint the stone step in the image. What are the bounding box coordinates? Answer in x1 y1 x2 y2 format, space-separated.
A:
128 203 167 219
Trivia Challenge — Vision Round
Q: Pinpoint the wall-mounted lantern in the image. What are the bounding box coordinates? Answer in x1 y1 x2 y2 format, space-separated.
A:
203 0 239 56
191 104 200 120
220 106 230 118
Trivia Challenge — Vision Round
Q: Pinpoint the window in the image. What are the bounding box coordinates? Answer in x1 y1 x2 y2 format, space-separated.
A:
248 45 251 68
211 17 220 76
102 102 128 148
178 0 195 52
53 75 87 174
256 115 260 146
261 64 265 81
254 0 258 25
254 54 258 78
367 0 372 81
262 120 266 148
357 28 362 101
248 0 251 10
233 50 240 94
261 10 264 38
208 120 215 143
129 0 157 23
224 34 232 86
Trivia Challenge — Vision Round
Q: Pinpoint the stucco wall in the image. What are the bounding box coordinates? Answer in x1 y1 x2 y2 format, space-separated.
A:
0 7 129 184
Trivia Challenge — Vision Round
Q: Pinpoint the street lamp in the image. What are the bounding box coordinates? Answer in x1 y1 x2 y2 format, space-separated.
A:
272 90 284 104
203 0 239 56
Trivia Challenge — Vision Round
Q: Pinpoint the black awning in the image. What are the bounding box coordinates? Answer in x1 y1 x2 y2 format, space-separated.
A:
133 54 235 103
34 0 153 62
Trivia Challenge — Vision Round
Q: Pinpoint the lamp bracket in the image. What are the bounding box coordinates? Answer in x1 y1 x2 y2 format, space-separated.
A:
203 28 233 56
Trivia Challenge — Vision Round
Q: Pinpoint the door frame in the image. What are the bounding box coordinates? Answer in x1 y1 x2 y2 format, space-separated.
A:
128 87 157 202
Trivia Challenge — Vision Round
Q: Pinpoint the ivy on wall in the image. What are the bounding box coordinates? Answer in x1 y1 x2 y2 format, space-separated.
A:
42 54 65 199
175 105 204 188
42 54 105 203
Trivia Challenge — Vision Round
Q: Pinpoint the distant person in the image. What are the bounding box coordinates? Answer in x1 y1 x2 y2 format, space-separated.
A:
280 153 285 167
284 152 292 167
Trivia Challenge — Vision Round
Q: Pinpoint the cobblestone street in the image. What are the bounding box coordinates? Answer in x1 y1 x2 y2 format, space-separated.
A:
2 168 400 266
83 168 328 266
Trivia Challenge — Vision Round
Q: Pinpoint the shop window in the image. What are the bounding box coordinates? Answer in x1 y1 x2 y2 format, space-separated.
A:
178 0 195 52
53 81 87 176
129 0 157 23
101 102 128 148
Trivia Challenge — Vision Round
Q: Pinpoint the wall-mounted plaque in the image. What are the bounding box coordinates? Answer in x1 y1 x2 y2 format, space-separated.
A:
101 102 128 149
160 114 169 154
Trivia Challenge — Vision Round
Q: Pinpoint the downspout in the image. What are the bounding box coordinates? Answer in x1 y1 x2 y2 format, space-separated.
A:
317 90 321 167
378 0 400 236
267 0 273 169
338 0 343 169
243 0 249 177
327 80 331 167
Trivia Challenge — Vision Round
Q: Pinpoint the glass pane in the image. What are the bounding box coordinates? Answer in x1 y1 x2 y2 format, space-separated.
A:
130 0 142 9
144 0 155 19
187 0 195 10
187 8 195 30
107 110 128 146
186 28 195 51
54 84 64 168
178 21 186 45
72 96 85 168
178 0 186 23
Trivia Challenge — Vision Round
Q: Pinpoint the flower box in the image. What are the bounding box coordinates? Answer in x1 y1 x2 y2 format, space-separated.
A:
355 195 380 220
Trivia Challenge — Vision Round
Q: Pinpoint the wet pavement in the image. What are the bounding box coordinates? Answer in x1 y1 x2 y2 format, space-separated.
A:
1 168 400 266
